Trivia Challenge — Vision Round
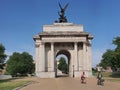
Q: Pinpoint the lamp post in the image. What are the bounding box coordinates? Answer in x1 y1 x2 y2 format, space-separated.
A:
73 65 74 78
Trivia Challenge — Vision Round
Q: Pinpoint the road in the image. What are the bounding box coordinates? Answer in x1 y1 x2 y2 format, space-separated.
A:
20 77 120 90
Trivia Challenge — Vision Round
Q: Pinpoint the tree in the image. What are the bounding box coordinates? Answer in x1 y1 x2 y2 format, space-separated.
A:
0 43 7 69
113 36 120 50
112 37 120 70
98 36 120 71
58 57 68 74
6 52 35 76
99 49 115 69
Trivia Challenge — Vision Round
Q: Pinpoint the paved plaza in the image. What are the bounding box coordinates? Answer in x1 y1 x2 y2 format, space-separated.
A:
20 77 120 90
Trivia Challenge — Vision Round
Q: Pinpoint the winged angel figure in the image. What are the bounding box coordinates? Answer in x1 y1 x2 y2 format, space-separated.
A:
58 3 69 22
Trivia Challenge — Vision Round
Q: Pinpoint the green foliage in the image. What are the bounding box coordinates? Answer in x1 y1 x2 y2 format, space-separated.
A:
58 57 68 74
113 36 120 50
99 49 115 69
92 68 97 76
0 43 7 69
6 52 35 77
99 36 120 71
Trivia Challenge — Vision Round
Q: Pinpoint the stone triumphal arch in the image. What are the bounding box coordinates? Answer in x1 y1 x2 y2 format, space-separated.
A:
33 23 93 78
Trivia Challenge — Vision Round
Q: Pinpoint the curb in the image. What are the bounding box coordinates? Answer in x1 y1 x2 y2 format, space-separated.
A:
14 82 32 90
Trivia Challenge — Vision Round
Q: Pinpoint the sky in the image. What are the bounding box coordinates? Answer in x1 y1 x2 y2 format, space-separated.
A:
0 0 120 67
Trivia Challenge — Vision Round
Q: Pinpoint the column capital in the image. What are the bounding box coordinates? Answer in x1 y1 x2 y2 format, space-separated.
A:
35 43 40 48
87 40 92 46
74 42 78 44
51 42 54 44
39 42 45 48
83 41 87 44
41 42 45 45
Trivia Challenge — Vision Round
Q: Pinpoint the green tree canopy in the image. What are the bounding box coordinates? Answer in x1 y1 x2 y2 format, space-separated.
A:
99 36 120 71
99 49 115 69
58 57 68 74
6 52 35 76
113 36 120 50
113 37 120 70
0 43 7 69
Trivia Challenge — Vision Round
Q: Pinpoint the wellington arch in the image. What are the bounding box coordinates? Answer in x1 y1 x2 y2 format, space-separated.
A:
33 22 93 78
33 3 93 78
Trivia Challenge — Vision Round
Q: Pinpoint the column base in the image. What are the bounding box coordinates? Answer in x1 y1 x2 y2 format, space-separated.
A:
74 71 80 77
36 71 55 78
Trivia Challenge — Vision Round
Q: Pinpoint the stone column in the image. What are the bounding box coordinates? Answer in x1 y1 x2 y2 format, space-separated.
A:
42 43 45 71
74 42 78 71
39 42 45 71
88 44 92 70
83 42 87 70
35 43 40 72
86 43 92 76
51 42 55 71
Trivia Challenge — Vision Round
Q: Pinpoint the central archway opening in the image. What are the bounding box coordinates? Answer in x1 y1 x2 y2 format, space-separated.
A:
55 50 71 77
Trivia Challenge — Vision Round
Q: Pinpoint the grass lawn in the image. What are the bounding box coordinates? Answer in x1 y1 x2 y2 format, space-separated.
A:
0 77 32 90
104 77 120 82
93 72 120 82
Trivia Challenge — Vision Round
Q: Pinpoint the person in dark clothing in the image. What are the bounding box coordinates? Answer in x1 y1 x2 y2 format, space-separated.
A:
97 71 104 85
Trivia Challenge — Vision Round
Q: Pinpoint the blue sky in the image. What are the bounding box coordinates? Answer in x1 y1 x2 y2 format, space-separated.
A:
0 0 120 67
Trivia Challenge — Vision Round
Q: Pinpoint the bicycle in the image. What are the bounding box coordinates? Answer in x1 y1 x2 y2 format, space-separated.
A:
97 78 105 86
